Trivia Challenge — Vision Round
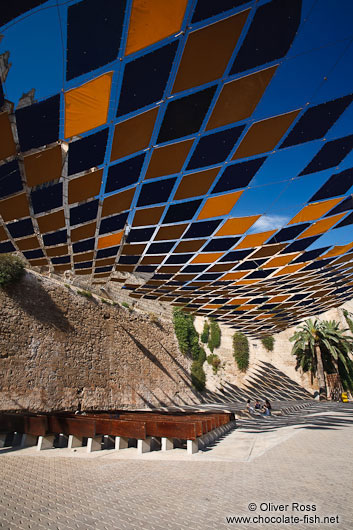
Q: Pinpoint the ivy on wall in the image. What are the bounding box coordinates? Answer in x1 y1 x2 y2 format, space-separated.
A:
233 332 249 372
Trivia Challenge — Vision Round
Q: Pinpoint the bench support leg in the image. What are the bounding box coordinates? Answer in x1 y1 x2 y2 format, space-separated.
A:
137 438 151 454
68 435 82 449
87 436 102 453
115 436 129 450
21 434 37 448
37 435 55 451
161 437 174 451
187 439 199 455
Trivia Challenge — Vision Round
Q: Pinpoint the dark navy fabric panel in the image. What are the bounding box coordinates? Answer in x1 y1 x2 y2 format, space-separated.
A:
15 95 60 152
166 253 193 264
95 266 112 273
192 0 250 23
68 129 109 176
43 229 67 246
182 220 222 238
118 255 139 264
99 211 129 234
7 217 34 238
220 248 256 261
137 177 176 207
203 237 240 251
51 255 70 264
66 0 127 80
70 199 99 226
212 157 266 193
292 247 329 263
72 238 95 253
334 211 353 229
30 182 63 214
281 95 353 148
135 265 157 272
280 235 320 253
187 126 245 170
230 0 302 74
246 269 275 278
96 245 120 258
23 249 44 259
157 86 217 143
162 199 202 223
145 241 175 254
310 168 353 202
127 227 155 242
300 135 353 175
74 261 93 269
105 154 145 193
0 241 15 253
0 160 23 198
117 41 178 116
0 1 46 27
267 223 310 243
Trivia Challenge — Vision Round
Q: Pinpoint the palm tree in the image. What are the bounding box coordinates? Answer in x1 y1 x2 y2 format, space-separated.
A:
290 319 353 400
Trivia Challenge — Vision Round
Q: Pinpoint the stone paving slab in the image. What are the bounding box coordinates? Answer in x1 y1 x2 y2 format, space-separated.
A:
0 403 352 530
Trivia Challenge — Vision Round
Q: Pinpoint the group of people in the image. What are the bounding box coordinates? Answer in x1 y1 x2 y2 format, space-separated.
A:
246 398 272 416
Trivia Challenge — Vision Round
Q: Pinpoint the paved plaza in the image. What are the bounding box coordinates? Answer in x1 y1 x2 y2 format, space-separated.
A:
0 403 352 530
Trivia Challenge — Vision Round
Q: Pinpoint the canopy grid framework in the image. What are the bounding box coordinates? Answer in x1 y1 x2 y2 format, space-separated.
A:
1 0 353 337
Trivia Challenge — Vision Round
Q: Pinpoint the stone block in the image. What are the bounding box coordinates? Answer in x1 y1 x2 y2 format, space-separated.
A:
87 436 102 453
137 438 151 454
187 439 198 455
37 435 55 451
161 437 174 451
115 436 129 450
68 434 82 449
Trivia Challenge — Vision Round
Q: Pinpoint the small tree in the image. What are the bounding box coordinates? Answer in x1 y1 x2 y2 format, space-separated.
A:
201 320 210 343
233 332 249 372
261 336 274 351
0 254 25 287
191 361 206 391
208 318 221 352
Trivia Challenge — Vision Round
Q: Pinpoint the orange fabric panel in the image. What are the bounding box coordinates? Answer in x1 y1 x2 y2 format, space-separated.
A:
251 243 288 258
206 66 278 130
73 252 94 263
24 145 62 187
174 239 206 252
234 279 260 285
64 72 113 138
0 225 8 241
172 11 249 93
154 223 188 240
236 305 257 311
68 169 103 204
191 252 223 264
203 304 222 309
263 253 300 268
0 193 30 222
36 210 65 233
226 297 250 304
15 236 40 251
121 244 146 255
297 212 346 239
125 0 188 55
98 231 123 249
221 272 248 281
273 263 308 276
46 245 68 257
235 230 276 249
145 139 193 180
232 110 301 160
0 111 16 161
28 258 48 267
319 242 353 259
71 222 96 242
101 187 135 217
215 215 260 236
268 295 290 303
132 206 164 226
53 264 71 272
110 107 158 162
288 198 343 224
174 167 219 200
197 191 243 220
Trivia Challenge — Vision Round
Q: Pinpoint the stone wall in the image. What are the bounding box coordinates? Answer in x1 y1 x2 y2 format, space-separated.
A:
0 272 198 412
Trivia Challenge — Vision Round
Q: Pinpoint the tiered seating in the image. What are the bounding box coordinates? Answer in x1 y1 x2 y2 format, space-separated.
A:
0 411 236 454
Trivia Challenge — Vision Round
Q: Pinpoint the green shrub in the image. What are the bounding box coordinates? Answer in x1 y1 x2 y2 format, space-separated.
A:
233 332 249 372
64 283 71 290
122 301 130 309
100 297 110 305
77 289 93 299
207 353 221 374
261 336 274 351
201 321 210 343
208 318 221 352
198 347 206 364
0 254 25 287
173 307 198 355
191 361 206 391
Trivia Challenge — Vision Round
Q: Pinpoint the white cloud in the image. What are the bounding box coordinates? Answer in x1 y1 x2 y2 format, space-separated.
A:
249 214 289 234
